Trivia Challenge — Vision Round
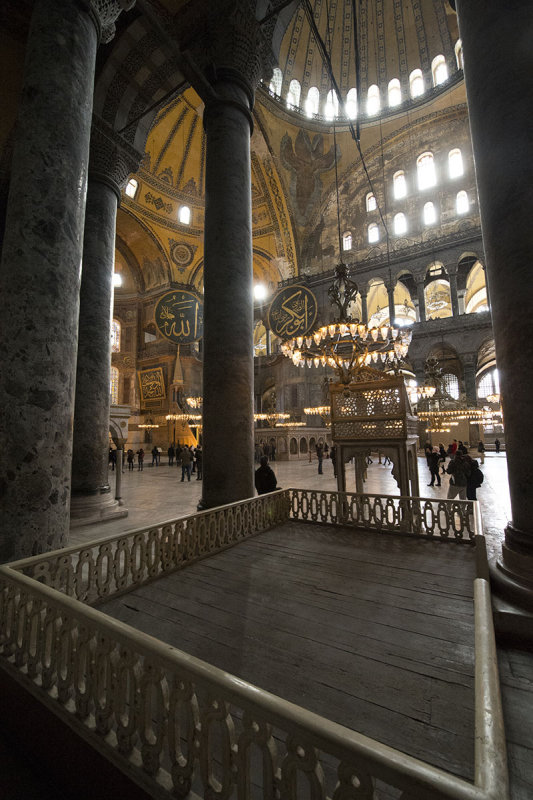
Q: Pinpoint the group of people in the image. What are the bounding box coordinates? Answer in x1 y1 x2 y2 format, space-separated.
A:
255 441 276 462
117 443 202 480
424 439 484 500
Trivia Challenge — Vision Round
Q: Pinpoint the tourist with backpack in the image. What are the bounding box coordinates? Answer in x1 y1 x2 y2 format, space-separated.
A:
466 457 484 501
446 451 471 500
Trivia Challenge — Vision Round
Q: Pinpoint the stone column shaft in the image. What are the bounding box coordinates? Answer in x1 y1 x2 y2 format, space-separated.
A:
0 0 98 561
360 292 368 324
387 285 395 324
462 358 477 407
201 75 255 507
448 271 460 316
456 0 533 595
415 280 426 322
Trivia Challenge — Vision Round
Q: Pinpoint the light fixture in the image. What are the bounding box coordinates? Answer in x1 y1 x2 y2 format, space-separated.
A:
165 413 202 422
281 263 412 385
486 393 500 405
254 411 290 427
186 396 203 410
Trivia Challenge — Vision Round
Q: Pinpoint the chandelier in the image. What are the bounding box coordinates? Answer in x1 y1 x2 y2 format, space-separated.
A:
281 263 412 385
254 411 290 427
303 405 331 420
165 412 202 423
186 396 203 410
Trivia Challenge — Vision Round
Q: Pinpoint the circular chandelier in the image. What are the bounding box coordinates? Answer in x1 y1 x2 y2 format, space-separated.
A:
165 413 202 422
281 264 412 385
254 411 290 427
186 396 203 409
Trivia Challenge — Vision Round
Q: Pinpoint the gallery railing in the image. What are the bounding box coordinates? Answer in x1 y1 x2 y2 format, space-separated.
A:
0 490 506 800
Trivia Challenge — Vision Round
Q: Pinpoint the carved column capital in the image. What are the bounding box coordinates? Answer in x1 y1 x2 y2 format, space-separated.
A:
81 0 136 44
89 116 143 200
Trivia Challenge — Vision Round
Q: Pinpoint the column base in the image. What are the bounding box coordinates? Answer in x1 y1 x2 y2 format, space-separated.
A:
489 524 533 645
70 488 128 528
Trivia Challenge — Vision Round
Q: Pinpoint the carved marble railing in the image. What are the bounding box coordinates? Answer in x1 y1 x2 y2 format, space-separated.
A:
0 492 506 800
289 488 480 542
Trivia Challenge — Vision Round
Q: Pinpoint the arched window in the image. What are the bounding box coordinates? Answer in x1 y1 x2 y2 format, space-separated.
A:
417 152 436 190
393 212 407 236
269 67 282 96
111 319 121 352
432 54 448 86
305 86 319 117
325 89 339 120
368 223 380 244
125 178 138 199
178 205 191 225
110 366 119 405
409 69 424 98
442 373 460 400
455 39 464 70
346 88 357 119
342 231 352 251
367 84 380 116
388 78 402 107
366 192 377 211
448 148 464 178
287 79 301 108
423 201 437 226
456 190 469 214
478 368 500 399
113 272 123 288
393 170 407 199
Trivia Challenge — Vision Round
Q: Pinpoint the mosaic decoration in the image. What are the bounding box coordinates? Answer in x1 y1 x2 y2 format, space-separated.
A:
268 284 317 340
138 367 166 402
169 241 194 269
154 289 203 344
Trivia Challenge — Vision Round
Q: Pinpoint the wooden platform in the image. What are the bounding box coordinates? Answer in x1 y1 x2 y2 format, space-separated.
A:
101 522 477 780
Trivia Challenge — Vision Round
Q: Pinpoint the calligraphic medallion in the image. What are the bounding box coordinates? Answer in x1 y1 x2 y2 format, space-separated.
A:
138 368 166 402
267 284 318 341
154 289 203 344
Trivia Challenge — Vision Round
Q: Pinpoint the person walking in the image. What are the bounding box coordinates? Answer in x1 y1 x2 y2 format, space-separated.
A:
180 445 192 481
168 444 175 466
466 457 484 501
127 449 134 471
439 443 447 474
109 448 117 472
495 438 501 454
151 446 159 467
330 444 337 478
316 442 324 474
446 451 471 500
427 447 441 487
195 445 203 480
477 440 485 465
254 456 278 495
137 448 144 471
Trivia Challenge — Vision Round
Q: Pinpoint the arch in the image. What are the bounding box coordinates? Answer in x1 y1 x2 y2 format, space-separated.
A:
388 78 402 107
456 190 469 214
299 437 308 454
111 319 121 353
305 86 320 117
367 279 390 327
270 67 282 96
346 87 357 119
417 152 436 190
393 212 407 236
178 205 191 225
367 84 380 116
409 69 424 98
289 437 298 455
424 264 452 320
423 201 437 226
432 54 448 86
325 89 339 120
110 366 119 405
465 260 488 314
393 170 407 199
124 177 138 199
368 222 380 244
448 148 464 179
455 39 464 70
287 79 301 108
393 281 416 327
342 231 352 251
366 192 377 212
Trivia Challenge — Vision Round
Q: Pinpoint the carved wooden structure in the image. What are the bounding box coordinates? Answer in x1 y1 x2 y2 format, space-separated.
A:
330 368 419 496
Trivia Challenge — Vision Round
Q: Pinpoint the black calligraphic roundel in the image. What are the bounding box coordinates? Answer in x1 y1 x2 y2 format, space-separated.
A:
267 284 318 341
154 290 204 344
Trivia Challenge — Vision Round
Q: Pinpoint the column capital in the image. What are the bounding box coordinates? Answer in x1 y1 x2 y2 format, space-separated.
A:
461 352 477 368
413 273 426 286
89 116 143 201
80 0 136 44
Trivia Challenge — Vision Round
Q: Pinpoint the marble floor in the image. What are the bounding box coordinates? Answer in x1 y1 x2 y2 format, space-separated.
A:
74 451 512 561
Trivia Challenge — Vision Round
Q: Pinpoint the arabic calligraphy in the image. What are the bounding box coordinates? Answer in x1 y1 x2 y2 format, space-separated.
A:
154 290 203 344
268 285 318 340
138 368 166 401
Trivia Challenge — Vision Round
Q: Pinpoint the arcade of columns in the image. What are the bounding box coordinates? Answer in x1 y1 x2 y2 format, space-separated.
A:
0 0 532 631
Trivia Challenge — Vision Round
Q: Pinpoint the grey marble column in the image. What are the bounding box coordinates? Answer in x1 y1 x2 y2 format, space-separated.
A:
462 355 477 407
200 71 256 508
0 0 133 562
448 270 460 316
387 284 395 324
415 278 426 322
70 121 139 525
456 0 533 606
359 292 368 325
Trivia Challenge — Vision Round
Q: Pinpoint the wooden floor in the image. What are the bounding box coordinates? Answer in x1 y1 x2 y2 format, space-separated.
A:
101 522 477 781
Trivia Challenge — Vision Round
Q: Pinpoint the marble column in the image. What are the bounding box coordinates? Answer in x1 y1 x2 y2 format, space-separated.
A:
359 291 368 325
458 288 466 315
197 3 271 509
0 0 133 562
386 284 396 325
448 269 460 316
456 0 533 609
482 265 491 310
415 277 426 322
70 119 139 526
462 355 477 407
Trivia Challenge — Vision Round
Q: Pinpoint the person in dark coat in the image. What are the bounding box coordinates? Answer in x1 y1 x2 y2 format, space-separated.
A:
195 446 203 480
254 456 278 495
168 444 175 466
427 447 441 487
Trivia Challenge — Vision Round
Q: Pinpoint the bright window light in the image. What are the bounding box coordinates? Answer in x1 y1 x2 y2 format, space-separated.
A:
113 272 123 288
178 205 191 225
125 178 138 199
254 283 268 301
